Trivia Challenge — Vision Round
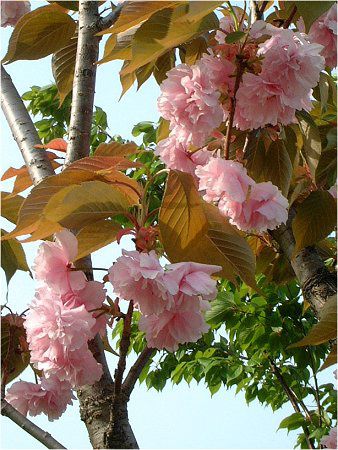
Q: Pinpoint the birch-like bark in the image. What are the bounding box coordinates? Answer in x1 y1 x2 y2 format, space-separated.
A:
64 0 101 165
1 66 54 182
1 400 66 450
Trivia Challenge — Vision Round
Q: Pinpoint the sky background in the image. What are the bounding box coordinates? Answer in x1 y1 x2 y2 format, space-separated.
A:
0 2 334 449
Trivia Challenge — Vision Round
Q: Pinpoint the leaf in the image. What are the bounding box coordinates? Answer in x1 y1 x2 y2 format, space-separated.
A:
278 412 306 432
52 34 77 105
43 180 133 229
75 219 120 260
95 141 138 157
34 138 68 152
297 111 322 178
289 295 337 348
1 314 30 384
205 292 235 325
320 344 337 370
153 50 176 85
159 170 256 287
159 170 208 254
184 36 208 65
98 1 181 35
156 118 170 143
122 6 219 75
295 1 335 32
98 26 138 64
48 1 79 10
1 192 25 224
292 191 337 253
66 155 142 172
315 147 337 186
264 140 292 196
176 1 223 24
225 31 246 44
2 5 76 63
1 230 30 286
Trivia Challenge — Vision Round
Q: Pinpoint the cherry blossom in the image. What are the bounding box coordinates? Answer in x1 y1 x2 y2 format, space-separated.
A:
258 28 325 111
139 294 210 352
158 63 224 147
33 230 86 294
309 4 337 68
108 250 176 315
166 262 221 300
195 157 254 203
155 134 211 176
219 181 288 232
6 376 74 421
1 1 30 27
234 73 296 130
321 427 337 449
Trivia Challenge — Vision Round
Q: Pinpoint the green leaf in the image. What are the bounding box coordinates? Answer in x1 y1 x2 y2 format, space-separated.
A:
1 229 30 286
295 1 335 32
225 31 246 44
278 412 306 432
205 292 235 325
52 34 77 105
3 5 76 64
289 295 337 348
292 191 337 253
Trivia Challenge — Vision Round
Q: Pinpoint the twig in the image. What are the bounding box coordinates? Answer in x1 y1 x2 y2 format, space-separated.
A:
224 55 246 159
114 301 134 396
1 399 66 449
123 347 155 398
64 1 101 165
1 66 54 183
250 0 261 22
283 5 297 29
269 357 314 449
98 3 123 31
259 1 269 17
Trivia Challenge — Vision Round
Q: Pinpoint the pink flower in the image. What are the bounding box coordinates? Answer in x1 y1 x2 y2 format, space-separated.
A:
258 28 325 111
321 427 337 449
108 250 176 315
1 1 30 27
61 280 107 336
158 63 224 147
219 181 288 232
5 376 74 421
139 294 210 352
309 4 337 68
234 73 296 130
25 287 96 360
328 183 337 199
199 50 235 95
195 157 254 202
33 230 86 294
166 262 221 300
155 134 211 176
39 345 103 387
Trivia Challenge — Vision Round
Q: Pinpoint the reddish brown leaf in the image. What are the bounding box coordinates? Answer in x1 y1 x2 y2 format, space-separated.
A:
34 138 68 152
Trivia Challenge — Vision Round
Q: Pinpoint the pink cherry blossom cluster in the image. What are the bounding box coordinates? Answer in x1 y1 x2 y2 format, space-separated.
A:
108 250 221 352
1 1 30 27
6 230 106 420
235 24 325 130
308 4 337 69
196 157 288 233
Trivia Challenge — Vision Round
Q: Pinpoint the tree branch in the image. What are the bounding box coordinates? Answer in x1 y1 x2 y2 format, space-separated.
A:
1 65 54 183
98 3 123 31
1 399 66 449
270 209 336 316
268 358 314 449
250 0 263 22
123 347 155 399
64 0 101 165
114 301 134 396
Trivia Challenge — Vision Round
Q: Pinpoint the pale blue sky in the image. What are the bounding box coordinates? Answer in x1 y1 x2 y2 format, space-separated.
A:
0 2 332 449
